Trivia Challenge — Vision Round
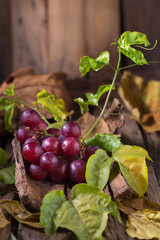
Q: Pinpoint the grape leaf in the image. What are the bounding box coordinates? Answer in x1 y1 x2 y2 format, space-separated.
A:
79 51 110 76
84 133 122 152
74 84 113 115
118 46 148 65
0 148 8 168
112 145 152 196
40 190 66 235
74 97 89 115
4 104 15 133
0 97 15 133
0 163 15 184
118 31 150 47
40 184 121 239
118 31 150 65
3 84 15 96
86 149 114 190
36 90 68 125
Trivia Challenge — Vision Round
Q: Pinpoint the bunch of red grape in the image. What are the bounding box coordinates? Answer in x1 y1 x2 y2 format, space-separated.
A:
16 109 100 184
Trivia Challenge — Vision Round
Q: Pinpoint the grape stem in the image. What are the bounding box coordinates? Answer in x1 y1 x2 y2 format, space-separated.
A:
84 51 121 139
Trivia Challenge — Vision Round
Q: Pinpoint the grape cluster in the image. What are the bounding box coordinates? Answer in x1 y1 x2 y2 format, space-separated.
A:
16 109 100 184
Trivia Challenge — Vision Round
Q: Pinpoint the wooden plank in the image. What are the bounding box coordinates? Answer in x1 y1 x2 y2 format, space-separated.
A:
122 0 160 68
48 0 120 79
48 0 85 78
10 0 49 74
0 0 11 82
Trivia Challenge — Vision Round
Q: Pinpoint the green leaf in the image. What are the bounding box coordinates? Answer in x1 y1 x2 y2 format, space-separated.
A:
117 31 150 65
79 51 110 76
3 84 15 96
74 85 113 115
36 90 68 124
118 31 150 47
71 184 121 224
40 190 66 235
86 84 114 106
4 104 15 133
0 148 8 168
112 145 152 196
0 97 14 111
118 46 148 65
40 184 121 239
74 97 89 115
84 133 123 152
0 163 15 184
86 149 114 190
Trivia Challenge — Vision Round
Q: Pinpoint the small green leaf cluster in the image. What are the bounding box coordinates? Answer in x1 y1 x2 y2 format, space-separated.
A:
0 85 69 132
75 31 152 117
0 147 15 184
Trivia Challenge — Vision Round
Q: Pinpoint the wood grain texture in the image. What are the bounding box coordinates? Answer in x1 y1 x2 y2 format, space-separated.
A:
122 0 160 68
0 0 11 82
10 0 49 73
48 0 120 79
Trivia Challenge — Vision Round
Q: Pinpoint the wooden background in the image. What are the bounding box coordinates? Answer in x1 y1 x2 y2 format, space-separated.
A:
1 0 160 83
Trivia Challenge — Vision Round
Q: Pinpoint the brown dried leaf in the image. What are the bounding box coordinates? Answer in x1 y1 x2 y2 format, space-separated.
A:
118 71 160 132
0 199 42 229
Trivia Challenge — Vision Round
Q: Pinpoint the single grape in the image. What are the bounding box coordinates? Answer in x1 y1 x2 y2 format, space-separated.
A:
49 159 69 182
33 119 47 131
16 126 33 143
29 163 48 181
83 145 100 161
21 109 41 129
69 159 86 183
39 152 58 172
47 128 60 136
61 137 81 158
61 121 81 139
42 136 61 155
57 131 66 142
22 141 44 163
23 137 40 145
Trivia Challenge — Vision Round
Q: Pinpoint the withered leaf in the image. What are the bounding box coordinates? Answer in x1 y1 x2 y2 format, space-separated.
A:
117 195 160 239
118 71 160 132
0 200 42 229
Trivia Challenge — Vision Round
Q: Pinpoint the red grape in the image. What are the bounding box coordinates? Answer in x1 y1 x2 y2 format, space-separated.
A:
16 126 33 143
22 141 44 163
49 159 69 182
69 159 86 183
23 137 40 145
47 128 60 136
21 109 41 129
83 145 100 161
42 136 61 155
39 152 58 172
29 163 48 181
61 137 81 157
61 121 81 139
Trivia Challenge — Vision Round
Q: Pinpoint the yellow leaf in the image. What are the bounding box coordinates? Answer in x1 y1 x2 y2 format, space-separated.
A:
126 210 160 239
118 71 160 132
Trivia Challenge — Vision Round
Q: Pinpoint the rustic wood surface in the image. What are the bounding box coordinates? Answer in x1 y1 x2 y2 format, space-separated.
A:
9 0 120 79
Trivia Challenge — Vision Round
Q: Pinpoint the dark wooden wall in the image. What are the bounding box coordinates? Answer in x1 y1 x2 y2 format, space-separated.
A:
0 0 160 83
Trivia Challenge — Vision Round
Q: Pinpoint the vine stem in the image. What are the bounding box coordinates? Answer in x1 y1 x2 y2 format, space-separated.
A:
84 51 121 139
